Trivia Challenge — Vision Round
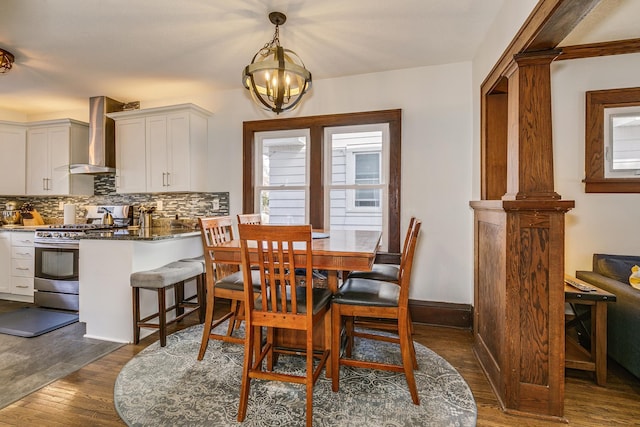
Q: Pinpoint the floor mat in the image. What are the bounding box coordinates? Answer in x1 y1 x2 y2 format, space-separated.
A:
0 307 79 337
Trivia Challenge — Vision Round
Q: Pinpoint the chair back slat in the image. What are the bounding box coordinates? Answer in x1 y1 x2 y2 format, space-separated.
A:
239 224 313 318
198 216 239 281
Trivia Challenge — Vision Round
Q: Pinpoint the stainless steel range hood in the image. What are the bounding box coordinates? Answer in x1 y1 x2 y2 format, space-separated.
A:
69 96 125 174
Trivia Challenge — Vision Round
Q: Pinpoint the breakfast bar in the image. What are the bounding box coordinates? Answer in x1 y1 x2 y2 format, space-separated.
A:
78 227 202 343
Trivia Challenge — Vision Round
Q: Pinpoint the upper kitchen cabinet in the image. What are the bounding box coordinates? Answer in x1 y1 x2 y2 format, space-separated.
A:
108 104 211 194
0 122 27 195
26 119 94 196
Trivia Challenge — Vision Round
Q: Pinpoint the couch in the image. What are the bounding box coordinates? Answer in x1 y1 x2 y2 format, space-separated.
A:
576 253 640 380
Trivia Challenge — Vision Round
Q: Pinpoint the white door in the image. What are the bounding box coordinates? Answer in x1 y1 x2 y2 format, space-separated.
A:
26 128 51 195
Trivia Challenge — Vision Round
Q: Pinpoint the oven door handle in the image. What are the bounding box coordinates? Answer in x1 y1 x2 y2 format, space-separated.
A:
35 242 80 250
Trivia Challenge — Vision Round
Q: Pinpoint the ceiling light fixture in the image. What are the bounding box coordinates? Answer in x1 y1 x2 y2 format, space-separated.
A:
242 12 312 114
0 48 14 74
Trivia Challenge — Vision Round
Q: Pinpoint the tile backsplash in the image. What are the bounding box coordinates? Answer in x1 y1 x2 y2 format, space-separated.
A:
0 175 229 224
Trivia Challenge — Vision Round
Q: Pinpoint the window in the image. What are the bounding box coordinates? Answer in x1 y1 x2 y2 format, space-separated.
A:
604 106 640 177
254 129 310 224
243 110 402 255
585 87 640 193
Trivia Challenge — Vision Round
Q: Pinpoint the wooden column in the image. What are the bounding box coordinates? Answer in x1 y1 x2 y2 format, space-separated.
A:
472 49 574 421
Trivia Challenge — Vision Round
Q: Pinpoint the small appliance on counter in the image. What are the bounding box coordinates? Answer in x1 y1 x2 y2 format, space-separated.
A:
85 205 132 226
1 201 21 225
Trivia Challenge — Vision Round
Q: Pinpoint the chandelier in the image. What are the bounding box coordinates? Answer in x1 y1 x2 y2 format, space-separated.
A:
0 48 14 74
242 12 312 114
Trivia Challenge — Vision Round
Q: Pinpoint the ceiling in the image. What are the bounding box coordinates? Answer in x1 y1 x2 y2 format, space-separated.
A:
0 0 638 117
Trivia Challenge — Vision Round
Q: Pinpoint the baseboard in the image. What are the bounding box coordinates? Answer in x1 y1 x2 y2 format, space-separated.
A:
409 299 473 329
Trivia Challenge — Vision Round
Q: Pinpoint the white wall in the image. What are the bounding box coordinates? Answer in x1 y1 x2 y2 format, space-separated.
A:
552 53 640 275
203 63 475 304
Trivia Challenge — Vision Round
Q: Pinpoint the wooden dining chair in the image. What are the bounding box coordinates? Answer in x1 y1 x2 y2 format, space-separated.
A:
236 224 332 427
237 213 262 225
331 219 422 404
197 216 259 360
347 216 416 283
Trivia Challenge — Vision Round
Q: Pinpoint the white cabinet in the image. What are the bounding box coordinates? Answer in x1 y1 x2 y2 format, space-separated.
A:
109 104 211 194
26 119 94 195
10 232 34 297
0 233 11 294
0 122 27 195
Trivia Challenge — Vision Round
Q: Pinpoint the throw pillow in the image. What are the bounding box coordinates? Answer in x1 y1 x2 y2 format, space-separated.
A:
629 265 640 290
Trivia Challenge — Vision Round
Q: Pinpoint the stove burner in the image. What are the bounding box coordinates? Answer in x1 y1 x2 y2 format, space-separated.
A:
40 223 127 232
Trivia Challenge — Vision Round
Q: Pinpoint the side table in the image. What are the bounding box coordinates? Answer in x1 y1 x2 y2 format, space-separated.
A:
564 274 616 386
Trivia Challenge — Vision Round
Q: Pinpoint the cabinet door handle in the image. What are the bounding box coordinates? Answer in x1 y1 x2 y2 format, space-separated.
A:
16 267 30 270
42 178 47 190
16 252 31 256
16 285 29 289
166 172 170 186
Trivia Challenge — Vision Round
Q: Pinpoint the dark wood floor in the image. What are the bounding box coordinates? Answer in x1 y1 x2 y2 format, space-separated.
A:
0 301 638 426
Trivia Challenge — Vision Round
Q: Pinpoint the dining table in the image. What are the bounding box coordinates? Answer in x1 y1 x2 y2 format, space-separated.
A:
209 229 382 293
208 228 382 351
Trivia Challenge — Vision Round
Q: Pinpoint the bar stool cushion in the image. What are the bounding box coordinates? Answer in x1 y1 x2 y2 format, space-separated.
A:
131 262 203 289
333 278 400 307
179 255 206 274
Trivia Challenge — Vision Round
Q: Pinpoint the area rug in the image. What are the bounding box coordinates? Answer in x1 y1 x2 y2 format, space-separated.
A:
0 307 78 337
114 323 477 426
0 320 123 409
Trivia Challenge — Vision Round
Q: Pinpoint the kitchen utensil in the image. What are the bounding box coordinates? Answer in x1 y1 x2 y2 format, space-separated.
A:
5 201 19 211
1 210 21 224
103 209 114 225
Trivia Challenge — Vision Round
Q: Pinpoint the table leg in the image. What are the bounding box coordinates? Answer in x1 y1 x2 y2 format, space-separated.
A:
594 301 608 386
327 271 339 293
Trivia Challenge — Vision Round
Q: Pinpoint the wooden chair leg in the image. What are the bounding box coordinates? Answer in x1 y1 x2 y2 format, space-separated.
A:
345 316 354 357
198 279 217 360
132 287 140 344
331 305 341 392
306 330 314 427
158 288 167 347
174 281 185 317
324 306 332 378
197 274 206 323
237 323 255 422
399 315 419 404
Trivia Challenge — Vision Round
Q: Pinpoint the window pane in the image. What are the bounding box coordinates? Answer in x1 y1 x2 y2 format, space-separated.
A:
355 152 380 184
260 136 307 186
259 189 306 224
329 188 384 246
611 113 640 171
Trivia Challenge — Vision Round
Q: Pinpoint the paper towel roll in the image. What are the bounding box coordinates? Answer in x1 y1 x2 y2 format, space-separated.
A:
63 204 76 224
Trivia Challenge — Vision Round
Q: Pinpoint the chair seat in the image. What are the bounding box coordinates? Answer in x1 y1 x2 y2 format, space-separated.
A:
215 270 262 291
333 278 400 307
255 286 332 314
131 262 203 289
347 263 399 282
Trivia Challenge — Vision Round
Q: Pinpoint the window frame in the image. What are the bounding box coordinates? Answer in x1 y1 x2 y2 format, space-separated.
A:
243 109 402 255
585 87 640 193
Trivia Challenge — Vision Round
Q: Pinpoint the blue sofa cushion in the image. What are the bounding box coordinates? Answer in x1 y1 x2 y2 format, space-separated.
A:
593 253 640 284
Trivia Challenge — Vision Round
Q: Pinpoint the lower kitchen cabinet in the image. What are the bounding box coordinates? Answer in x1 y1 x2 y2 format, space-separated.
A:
0 233 11 294
9 232 34 299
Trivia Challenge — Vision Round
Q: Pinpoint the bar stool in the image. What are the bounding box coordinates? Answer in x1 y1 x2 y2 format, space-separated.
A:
131 261 206 347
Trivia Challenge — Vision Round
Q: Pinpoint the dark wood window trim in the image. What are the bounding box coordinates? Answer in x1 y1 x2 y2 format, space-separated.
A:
242 109 403 254
585 87 640 193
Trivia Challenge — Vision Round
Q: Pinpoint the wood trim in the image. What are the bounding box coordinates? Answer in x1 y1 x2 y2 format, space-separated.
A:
242 109 402 253
557 38 640 61
481 0 597 96
409 300 472 329
585 87 640 193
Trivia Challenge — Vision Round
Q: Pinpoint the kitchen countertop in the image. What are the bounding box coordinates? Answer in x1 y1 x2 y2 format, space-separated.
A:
0 225 49 231
79 226 200 241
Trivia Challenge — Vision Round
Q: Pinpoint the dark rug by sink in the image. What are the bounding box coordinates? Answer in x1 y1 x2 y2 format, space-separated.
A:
114 323 477 426
0 307 78 337
0 317 123 409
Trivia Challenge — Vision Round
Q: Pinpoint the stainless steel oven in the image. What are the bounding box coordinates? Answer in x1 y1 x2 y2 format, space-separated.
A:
33 205 132 312
34 240 80 311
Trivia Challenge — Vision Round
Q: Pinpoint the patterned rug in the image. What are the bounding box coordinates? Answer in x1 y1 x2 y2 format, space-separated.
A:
114 323 477 426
